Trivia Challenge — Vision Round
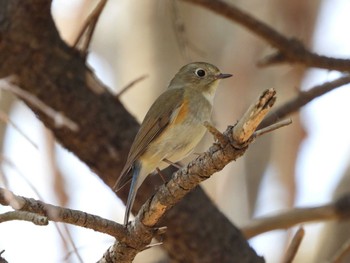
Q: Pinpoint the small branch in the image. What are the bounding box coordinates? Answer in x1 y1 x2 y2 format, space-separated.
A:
331 239 350 263
0 211 48 225
203 121 228 146
0 250 8 263
116 75 149 98
0 110 38 149
0 77 79 132
232 88 276 143
181 0 350 71
0 187 127 239
241 193 350 239
281 227 305 263
99 89 277 262
259 75 350 129
170 0 205 60
254 118 292 138
73 0 108 56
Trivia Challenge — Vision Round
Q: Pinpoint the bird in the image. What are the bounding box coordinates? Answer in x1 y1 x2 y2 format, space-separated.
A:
113 62 232 225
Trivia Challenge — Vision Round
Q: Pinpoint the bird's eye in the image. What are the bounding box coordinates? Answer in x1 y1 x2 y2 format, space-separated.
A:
195 68 206 78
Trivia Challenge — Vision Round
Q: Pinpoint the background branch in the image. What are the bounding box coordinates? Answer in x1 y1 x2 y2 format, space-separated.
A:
181 0 350 71
282 227 305 263
242 193 350 239
259 74 350 129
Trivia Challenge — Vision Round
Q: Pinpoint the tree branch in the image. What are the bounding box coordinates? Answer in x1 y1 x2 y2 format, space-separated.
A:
242 193 350 239
181 0 350 71
259 74 350 129
73 0 108 56
0 187 127 239
99 89 276 262
0 211 48 225
281 227 305 263
0 1 263 262
1 0 349 262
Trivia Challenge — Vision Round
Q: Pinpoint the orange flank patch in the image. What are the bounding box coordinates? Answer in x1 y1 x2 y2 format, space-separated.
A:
173 99 189 125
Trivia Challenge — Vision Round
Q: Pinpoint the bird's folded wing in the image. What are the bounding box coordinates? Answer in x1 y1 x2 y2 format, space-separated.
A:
113 88 185 191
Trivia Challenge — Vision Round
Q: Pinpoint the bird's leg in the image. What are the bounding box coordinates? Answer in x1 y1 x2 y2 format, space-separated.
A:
155 167 166 183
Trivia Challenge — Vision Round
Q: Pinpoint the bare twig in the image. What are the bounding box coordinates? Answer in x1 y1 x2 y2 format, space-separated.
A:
259 75 350 129
181 0 350 71
0 187 127 239
282 227 305 263
331 239 350 263
203 121 228 146
73 0 108 56
242 193 350 239
0 249 8 263
0 211 48 225
116 75 149 98
254 118 292 138
0 155 83 262
0 77 79 132
61 224 84 263
99 89 277 262
0 110 38 149
170 0 206 60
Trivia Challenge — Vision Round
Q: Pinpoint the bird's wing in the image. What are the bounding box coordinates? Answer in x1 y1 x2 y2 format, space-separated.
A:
113 88 185 191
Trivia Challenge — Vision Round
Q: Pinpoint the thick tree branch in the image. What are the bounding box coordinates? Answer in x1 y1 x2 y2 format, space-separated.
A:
181 0 350 71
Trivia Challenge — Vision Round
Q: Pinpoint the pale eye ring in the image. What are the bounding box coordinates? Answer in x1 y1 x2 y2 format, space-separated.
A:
195 68 206 78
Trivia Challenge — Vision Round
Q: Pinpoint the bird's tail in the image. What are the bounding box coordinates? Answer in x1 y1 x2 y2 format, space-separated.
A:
123 161 142 226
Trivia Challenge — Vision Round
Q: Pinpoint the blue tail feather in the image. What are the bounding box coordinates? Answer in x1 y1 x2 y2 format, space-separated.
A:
124 161 142 226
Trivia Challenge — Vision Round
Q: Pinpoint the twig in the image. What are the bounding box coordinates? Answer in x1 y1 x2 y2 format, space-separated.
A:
73 0 108 56
282 227 305 263
99 89 277 262
62 224 84 263
181 0 350 71
0 187 127 239
254 118 292 138
259 75 350 129
0 77 79 132
241 193 350 239
0 211 48 225
116 75 149 98
0 250 8 263
203 121 228 146
170 0 206 60
331 239 350 263
0 154 83 262
0 110 38 149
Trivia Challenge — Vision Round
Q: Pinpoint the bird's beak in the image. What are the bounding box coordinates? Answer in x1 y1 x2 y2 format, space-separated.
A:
216 73 233 79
